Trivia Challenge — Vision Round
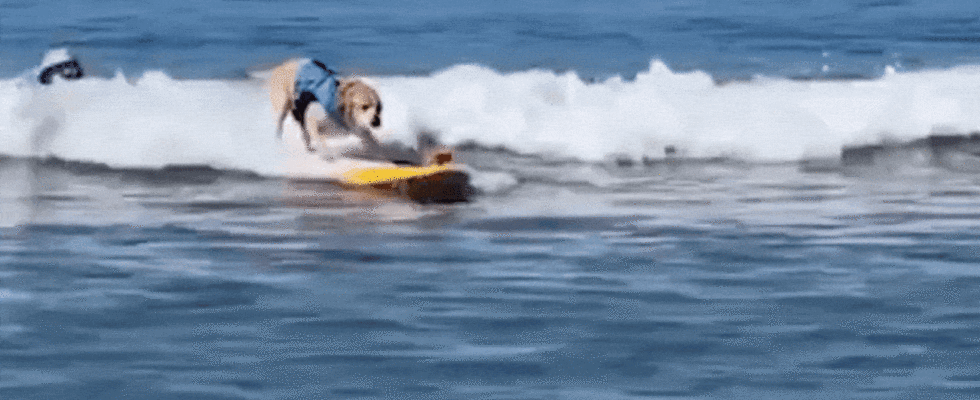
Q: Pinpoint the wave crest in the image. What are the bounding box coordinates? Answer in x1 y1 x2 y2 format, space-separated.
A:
4 50 980 176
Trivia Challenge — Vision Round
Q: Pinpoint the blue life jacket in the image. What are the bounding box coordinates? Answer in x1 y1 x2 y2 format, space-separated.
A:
292 59 340 128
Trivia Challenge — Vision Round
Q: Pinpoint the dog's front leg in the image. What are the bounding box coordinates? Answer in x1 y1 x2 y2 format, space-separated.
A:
355 128 388 161
301 128 316 152
303 102 331 153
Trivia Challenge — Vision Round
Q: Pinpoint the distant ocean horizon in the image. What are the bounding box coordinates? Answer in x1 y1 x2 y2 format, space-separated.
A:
4 0 980 80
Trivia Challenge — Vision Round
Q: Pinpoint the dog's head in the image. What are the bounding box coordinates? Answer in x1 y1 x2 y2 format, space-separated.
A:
337 79 382 131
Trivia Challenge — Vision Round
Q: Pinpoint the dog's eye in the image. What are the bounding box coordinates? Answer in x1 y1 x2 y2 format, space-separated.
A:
362 105 371 111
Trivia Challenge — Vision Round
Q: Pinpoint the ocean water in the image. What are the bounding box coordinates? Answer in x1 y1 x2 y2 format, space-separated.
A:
4 0 980 80
5 0 980 399
6 156 980 399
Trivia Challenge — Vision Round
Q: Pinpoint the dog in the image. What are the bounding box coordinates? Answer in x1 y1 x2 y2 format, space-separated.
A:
269 58 383 157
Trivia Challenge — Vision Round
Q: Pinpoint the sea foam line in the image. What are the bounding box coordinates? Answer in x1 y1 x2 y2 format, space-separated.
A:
4 51 980 175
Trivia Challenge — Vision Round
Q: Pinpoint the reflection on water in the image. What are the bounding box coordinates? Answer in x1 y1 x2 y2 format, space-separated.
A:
4 154 980 398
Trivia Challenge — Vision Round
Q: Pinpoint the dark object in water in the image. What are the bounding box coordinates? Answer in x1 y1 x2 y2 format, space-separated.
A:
929 133 980 154
614 156 635 168
38 59 84 85
841 145 885 166
839 132 980 171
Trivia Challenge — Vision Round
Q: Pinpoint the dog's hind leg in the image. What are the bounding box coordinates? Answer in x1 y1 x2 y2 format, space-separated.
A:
268 59 300 139
274 98 292 139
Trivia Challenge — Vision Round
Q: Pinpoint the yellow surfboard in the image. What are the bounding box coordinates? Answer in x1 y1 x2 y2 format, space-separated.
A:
341 162 472 203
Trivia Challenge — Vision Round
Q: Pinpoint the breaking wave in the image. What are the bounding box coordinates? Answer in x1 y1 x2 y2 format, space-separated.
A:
4 50 980 176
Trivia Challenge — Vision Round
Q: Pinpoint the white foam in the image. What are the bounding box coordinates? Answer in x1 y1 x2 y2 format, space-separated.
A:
3 62 290 176
5 50 980 179
40 48 72 68
375 60 980 162
467 169 520 195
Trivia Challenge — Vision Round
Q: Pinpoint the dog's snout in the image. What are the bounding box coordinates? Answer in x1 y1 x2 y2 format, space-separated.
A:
371 116 381 127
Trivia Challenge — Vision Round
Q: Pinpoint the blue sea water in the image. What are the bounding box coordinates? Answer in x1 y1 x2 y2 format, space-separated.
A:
5 1 980 399
6 156 980 398
3 0 980 80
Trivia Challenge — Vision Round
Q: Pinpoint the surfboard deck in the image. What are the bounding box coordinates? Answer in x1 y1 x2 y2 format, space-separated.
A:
339 163 473 203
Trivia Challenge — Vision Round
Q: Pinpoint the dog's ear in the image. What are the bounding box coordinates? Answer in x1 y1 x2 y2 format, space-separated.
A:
363 82 381 107
335 98 347 129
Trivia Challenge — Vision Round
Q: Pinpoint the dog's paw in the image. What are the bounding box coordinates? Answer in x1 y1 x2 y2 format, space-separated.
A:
424 146 453 166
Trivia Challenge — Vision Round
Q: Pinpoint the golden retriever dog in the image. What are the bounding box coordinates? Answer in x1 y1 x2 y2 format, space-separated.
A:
269 58 383 156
